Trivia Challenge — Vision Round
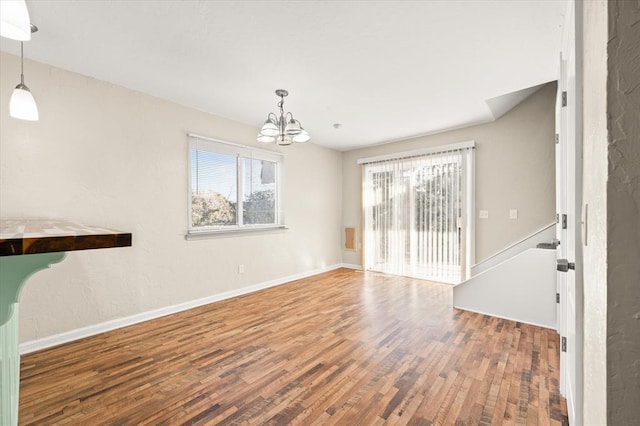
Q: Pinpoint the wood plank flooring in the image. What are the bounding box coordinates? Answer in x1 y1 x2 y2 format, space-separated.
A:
19 268 568 425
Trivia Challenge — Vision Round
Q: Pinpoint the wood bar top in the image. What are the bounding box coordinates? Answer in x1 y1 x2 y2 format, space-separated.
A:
0 220 132 256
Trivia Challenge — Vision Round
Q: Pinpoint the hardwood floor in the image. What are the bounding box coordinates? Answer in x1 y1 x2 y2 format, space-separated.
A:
19 268 568 425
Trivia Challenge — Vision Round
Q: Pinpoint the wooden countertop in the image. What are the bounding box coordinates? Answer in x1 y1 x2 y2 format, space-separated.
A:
0 220 132 256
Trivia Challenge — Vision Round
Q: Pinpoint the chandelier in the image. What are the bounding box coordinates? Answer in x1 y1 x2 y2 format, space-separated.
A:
257 89 310 145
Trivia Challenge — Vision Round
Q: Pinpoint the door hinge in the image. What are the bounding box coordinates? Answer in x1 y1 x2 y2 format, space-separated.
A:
561 336 567 352
556 213 560 224
555 133 560 144
556 293 560 303
562 91 567 107
562 214 567 229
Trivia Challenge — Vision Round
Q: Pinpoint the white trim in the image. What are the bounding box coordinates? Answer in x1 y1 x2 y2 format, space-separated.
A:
357 141 475 165
187 132 283 158
339 263 363 270
185 225 287 240
463 147 476 278
19 263 346 355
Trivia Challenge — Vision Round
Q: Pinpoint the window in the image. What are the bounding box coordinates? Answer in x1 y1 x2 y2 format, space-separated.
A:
188 134 284 235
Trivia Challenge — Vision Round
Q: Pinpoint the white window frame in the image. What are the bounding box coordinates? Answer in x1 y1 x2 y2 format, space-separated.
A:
187 133 285 239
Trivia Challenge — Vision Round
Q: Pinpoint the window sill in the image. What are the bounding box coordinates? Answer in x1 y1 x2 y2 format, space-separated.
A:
185 225 288 240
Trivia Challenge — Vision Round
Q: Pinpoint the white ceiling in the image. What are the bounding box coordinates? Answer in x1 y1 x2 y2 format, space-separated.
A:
0 0 566 151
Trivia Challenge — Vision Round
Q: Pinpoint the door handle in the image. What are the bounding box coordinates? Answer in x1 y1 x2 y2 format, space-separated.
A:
557 259 575 272
537 239 561 249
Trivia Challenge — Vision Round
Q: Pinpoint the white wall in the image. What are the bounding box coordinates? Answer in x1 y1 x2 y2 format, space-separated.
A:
454 248 557 329
342 83 557 267
470 224 555 276
0 52 343 343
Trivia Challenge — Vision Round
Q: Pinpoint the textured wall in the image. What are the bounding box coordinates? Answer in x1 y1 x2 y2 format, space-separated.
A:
606 0 640 423
342 83 557 267
0 52 343 343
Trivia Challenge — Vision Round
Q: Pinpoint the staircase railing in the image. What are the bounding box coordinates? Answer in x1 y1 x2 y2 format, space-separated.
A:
471 222 556 276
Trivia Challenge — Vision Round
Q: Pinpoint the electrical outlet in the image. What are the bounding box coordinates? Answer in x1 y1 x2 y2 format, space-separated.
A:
238 264 245 274
479 210 489 219
509 209 518 219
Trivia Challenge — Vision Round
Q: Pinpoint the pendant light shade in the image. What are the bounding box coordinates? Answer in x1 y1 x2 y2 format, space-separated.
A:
0 0 31 41
284 119 302 136
10 40 39 121
292 129 310 143
260 117 279 137
257 134 276 143
10 84 38 121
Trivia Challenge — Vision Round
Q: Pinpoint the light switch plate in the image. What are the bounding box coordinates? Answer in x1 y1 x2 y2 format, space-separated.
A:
509 209 518 219
479 210 489 219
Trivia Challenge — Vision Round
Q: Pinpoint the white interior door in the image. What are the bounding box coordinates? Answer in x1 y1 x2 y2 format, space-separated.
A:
556 55 568 396
557 2 583 424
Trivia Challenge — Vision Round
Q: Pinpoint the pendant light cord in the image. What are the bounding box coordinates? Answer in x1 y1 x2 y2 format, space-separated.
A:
20 41 25 85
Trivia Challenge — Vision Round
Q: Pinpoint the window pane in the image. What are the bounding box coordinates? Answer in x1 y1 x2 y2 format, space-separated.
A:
191 149 237 227
243 157 276 225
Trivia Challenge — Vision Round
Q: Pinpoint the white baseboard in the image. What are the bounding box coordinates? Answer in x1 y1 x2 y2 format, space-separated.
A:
339 263 363 270
452 305 556 330
19 263 347 355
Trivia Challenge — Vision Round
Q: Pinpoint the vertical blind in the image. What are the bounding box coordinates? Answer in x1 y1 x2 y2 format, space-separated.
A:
363 148 467 284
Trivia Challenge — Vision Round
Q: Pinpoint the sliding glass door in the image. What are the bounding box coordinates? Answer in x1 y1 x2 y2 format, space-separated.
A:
362 146 473 284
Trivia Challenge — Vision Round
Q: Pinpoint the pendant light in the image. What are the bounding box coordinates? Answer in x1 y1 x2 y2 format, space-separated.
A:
0 0 32 41
257 89 310 145
10 26 38 121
